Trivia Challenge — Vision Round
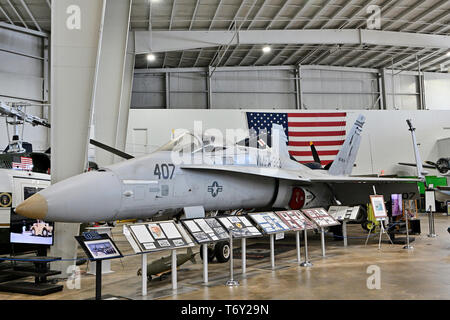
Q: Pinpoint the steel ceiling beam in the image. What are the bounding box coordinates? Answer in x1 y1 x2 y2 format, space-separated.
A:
135 29 450 54
417 11 450 33
381 0 422 31
6 0 28 28
169 0 177 30
289 0 355 66
208 0 223 30
178 0 201 68
412 51 449 70
19 0 41 31
312 0 378 65
0 4 14 25
392 0 448 32
219 0 252 66
341 0 405 67
354 0 449 70
264 0 290 30
237 0 270 66
423 57 450 71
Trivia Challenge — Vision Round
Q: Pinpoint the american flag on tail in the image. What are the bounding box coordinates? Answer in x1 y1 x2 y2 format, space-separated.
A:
246 112 347 165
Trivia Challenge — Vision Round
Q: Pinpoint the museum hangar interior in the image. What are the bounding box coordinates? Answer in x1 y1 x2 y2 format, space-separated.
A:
0 0 449 301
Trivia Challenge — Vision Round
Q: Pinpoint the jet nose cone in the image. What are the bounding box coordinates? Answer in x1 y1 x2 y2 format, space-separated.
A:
15 193 48 219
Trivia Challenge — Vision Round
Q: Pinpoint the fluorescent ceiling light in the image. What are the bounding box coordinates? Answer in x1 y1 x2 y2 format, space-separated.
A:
262 46 271 53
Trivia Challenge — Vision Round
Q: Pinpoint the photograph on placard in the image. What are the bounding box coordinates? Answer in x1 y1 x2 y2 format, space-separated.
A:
148 224 166 239
370 195 388 219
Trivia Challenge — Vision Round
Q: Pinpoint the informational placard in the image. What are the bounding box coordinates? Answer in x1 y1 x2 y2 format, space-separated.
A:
124 220 194 253
216 215 262 238
75 232 123 261
370 195 388 219
181 218 229 244
301 208 341 227
275 210 315 230
425 190 436 212
327 206 360 221
248 212 291 234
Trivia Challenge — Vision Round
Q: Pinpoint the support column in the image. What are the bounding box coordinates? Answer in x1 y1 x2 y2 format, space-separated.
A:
297 65 304 109
115 31 135 161
206 67 212 109
93 0 132 166
50 0 106 276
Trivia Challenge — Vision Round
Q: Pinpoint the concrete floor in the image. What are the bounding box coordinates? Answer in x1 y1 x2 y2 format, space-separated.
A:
0 214 448 300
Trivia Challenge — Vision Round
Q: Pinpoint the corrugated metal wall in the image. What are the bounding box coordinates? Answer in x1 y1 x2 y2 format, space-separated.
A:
131 66 407 110
0 27 47 102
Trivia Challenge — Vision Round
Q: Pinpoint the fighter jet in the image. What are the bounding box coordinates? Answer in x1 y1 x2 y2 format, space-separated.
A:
16 114 421 223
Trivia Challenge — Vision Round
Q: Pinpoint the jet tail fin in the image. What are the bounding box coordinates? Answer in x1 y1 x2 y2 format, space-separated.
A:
271 123 301 170
187 247 197 264
328 114 365 176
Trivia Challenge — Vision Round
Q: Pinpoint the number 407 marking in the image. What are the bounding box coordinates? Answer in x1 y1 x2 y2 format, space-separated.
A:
154 164 175 180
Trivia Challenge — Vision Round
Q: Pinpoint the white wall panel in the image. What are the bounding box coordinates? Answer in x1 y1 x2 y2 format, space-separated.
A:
424 73 450 110
126 109 450 177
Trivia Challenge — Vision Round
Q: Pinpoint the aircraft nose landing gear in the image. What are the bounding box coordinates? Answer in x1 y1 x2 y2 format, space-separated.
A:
200 241 230 263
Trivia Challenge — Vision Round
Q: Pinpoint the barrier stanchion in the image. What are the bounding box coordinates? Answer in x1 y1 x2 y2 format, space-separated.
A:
226 229 239 286
300 229 312 267
172 250 177 290
141 254 147 297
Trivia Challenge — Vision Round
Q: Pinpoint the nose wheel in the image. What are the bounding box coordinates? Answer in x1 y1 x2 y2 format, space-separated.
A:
199 241 230 263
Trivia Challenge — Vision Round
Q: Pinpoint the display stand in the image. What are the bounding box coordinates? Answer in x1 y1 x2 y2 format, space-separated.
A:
403 209 413 250
427 208 437 238
95 260 102 300
202 244 208 284
270 234 275 270
342 220 348 247
225 229 239 287
141 254 147 296
241 238 246 275
365 219 393 249
320 228 326 257
172 250 177 290
86 226 114 275
300 228 312 267
0 256 63 296
295 231 301 263
425 190 437 238
75 231 123 300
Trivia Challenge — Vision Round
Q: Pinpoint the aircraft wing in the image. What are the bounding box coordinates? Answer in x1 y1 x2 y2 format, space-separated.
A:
398 162 436 169
180 164 311 182
309 176 422 183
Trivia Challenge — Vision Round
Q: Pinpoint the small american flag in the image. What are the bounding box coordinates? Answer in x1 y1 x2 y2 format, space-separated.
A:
12 157 33 171
246 112 347 165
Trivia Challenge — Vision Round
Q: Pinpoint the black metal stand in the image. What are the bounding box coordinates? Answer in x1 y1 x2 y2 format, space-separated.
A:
95 260 102 300
0 255 63 296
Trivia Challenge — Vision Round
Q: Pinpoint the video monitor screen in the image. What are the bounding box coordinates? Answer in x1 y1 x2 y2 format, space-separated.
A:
9 186 54 246
10 214 54 246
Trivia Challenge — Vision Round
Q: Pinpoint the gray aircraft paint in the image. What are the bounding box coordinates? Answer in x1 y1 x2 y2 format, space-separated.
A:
16 115 421 223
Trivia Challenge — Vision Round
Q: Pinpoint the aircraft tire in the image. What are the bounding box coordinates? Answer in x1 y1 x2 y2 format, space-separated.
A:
354 205 367 224
215 241 230 263
199 246 215 262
